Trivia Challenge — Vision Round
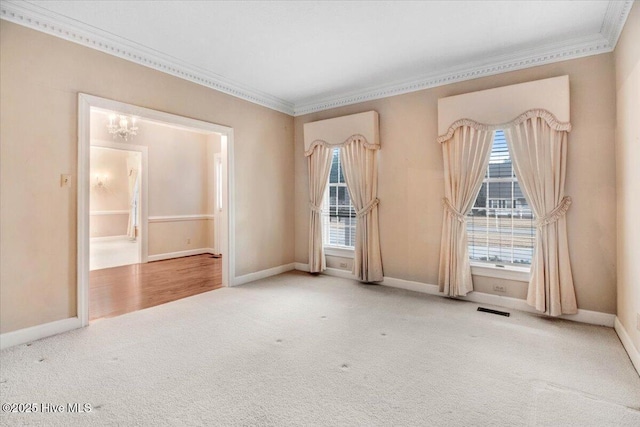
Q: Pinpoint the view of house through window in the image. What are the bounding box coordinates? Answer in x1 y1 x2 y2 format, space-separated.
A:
467 130 535 266
323 148 356 249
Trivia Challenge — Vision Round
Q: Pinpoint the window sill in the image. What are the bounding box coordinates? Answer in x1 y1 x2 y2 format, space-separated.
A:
470 262 530 282
325 246 355 259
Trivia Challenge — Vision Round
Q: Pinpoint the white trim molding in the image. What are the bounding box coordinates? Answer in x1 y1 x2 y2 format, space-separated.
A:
294 262 311 272
470 263 530 282
325 246 355 259
614 317 640 376
90 235 128 242
0 1 632 117
0 317 82 350
148 214 214 223
234 263 296 287
90 210 128 216
147 248 216 262
294 263 615 328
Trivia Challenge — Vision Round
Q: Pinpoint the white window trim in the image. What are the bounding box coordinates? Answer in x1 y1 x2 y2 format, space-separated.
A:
470 262 530 282
325 246 355 259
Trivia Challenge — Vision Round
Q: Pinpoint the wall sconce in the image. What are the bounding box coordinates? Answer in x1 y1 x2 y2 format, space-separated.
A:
107 113 138 141
93 173 109 189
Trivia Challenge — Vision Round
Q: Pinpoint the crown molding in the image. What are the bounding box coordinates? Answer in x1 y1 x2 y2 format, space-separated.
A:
0 0 295 115
601 0 635 48
293 0 634 116
0 1 633 117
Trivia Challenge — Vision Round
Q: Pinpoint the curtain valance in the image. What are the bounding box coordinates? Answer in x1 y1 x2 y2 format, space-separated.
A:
437 109 572 144
303 111 379 156
305 134 379 156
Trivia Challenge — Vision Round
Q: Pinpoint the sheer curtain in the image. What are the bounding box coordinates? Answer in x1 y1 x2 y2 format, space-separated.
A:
307 144 333 273
340 137 383 282
504 111 577 315
438 124 493 296
126 157 139 241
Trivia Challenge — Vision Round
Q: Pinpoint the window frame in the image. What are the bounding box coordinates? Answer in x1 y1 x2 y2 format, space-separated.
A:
467 129 533 281
322 148 356 256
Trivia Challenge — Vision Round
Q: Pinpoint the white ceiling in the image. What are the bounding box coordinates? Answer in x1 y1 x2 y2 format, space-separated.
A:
0 1 633 115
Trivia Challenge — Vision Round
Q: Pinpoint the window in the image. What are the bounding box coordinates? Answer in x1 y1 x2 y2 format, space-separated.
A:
467 130 535 267
323 148 356 249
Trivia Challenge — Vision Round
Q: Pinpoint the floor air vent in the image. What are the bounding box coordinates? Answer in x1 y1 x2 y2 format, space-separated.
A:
477 307 510 317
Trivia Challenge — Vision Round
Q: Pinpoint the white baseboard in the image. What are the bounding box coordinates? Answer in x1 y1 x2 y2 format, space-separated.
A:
380 275 441 295
0 317 82 350
90 235 129 242
382 275 615 327
234 263 296 286
147 248 215 262
615 317 640 376
324 267 358 280
148 214 214 223
294 262 310 272
294 263 615 327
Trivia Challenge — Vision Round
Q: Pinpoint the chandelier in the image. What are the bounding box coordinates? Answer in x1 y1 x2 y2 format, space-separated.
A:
107 114 138 141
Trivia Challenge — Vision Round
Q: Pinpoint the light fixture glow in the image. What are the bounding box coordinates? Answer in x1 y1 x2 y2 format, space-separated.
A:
107 113 138 141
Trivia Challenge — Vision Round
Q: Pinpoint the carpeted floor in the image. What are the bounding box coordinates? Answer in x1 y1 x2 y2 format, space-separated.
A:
1 271 639 426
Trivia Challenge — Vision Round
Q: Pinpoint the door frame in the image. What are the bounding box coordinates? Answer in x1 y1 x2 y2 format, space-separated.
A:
89 140 148 266
78 93 236 327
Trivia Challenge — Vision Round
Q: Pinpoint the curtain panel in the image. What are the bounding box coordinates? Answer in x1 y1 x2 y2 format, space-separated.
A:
504 112 577 315
438 125 493 296
126 157 139 241
340 138 383 282
306 144 333 273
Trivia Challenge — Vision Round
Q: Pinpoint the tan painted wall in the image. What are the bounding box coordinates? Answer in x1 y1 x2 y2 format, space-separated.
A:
0 21 294 333
89 146 131 238
148 221 210 255
89 147 130 212
294 53 617 314
614 3 640 352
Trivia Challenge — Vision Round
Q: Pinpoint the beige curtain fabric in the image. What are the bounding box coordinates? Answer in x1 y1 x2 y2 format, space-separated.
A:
505 114 577 315
307 144 333 273
126 157 139 241
438 126 493 296
340 139 383 282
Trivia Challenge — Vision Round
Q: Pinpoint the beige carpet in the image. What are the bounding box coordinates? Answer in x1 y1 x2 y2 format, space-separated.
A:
1 271 639 426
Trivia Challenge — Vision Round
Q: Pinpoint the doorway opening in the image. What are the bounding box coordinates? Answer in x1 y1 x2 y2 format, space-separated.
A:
78 94 235 325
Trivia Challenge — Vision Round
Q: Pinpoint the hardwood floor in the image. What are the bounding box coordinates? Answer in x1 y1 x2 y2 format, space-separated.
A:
89 254 223 321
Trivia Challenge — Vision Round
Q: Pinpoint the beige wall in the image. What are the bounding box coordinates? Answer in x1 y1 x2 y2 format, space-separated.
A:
148 220 210 255
89 146 131 238
0 21 294 333
89 146 131 212
614 4 640 352
294 53 617 314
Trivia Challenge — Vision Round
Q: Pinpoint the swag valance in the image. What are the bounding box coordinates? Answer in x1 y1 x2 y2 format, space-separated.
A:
437 109 572 143
304 111 380 156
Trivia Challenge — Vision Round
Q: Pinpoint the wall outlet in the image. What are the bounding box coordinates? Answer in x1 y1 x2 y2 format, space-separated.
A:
186 238 191 244
637 312 640 331
339 262 348 268
493 285 507 293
